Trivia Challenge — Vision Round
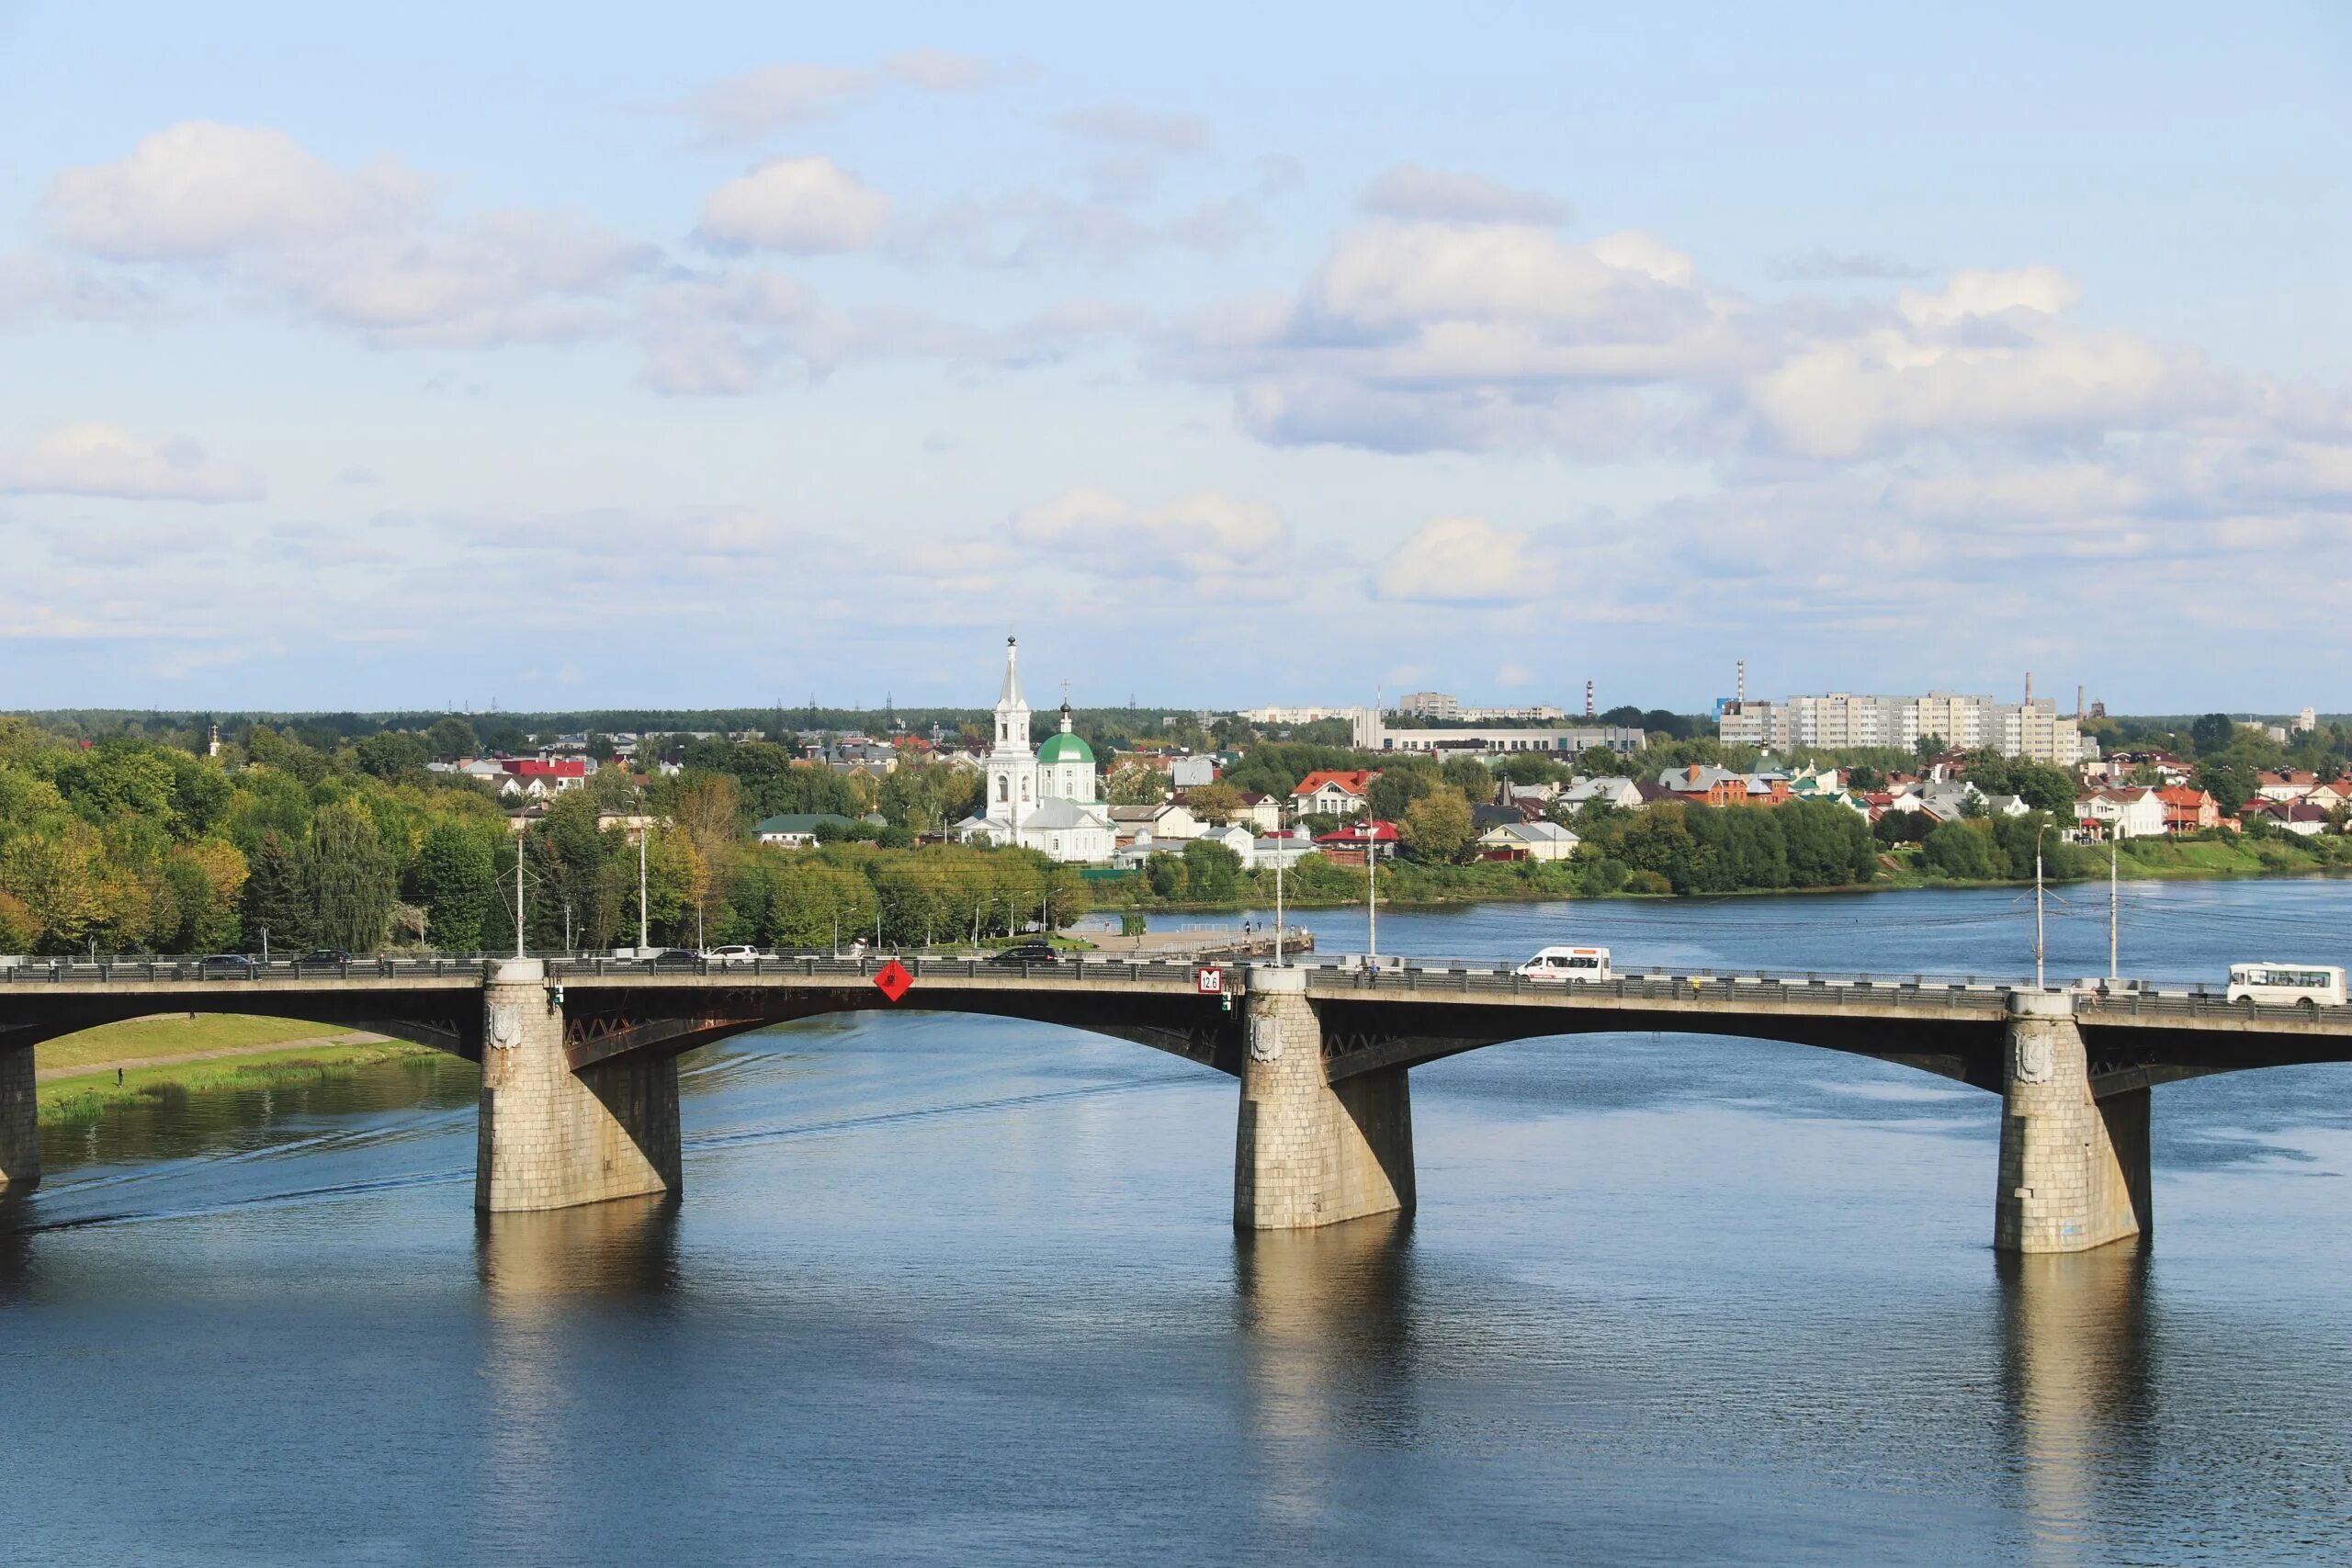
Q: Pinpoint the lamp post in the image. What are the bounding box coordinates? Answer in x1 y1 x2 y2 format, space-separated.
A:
1273 803 1285 967
2034 820 2048 989
1366 819 1378 968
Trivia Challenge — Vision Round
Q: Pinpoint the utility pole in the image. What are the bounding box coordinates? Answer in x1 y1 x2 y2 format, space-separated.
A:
2117 831 2135 982
1274 802 1285 966
2033 822 2047 989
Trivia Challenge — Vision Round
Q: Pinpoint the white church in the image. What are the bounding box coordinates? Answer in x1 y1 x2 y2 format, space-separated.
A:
955 637 1116 864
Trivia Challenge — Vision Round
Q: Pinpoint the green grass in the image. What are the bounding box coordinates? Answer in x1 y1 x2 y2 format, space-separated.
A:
39 1042 452 1126
35 1013 368 1073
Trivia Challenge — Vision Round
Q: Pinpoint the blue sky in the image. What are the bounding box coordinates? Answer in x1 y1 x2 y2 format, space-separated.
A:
3 2 2347 714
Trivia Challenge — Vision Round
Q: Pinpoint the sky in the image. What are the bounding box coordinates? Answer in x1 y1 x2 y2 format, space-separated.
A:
2 1 2348 716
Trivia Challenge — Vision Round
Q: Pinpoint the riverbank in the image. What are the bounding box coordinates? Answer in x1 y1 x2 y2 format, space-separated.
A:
1096 831 2352 915
34 1014 447 1127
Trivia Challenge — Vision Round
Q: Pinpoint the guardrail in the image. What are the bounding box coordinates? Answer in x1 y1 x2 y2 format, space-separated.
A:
0 955 477 984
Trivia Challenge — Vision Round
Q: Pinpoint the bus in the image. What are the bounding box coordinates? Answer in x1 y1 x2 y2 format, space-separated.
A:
1517 946 1612 983
2224 964 2347 1008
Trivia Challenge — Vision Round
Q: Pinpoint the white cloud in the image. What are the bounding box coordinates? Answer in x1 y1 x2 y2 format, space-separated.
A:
0 423 266 502
42 122 424 261
1012 487 1289 580
1374 517 1560 605
1359 163 1566 226
1055 103 1214 155
687 64 870 141
699 157 891 253
882 50 1003 92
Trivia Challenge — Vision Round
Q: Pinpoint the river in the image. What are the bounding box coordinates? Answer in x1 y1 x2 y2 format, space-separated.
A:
4 880 2348 1565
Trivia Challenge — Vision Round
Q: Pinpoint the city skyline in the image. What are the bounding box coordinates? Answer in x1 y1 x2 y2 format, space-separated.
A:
4 3 2349 711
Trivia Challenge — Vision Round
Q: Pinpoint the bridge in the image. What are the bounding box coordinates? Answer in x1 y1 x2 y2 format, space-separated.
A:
6 952 2349 1253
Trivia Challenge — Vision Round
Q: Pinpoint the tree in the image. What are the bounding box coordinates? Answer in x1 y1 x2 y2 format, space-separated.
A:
1399 788 1475 863
1914 733 1947 763
1181 838 1242 899
311 799 398 951
427 716 480 760
1185 781 1244 825
242 829 316 952
1438 757 1494 798
413 819 495 951
1575 745 1632 779
2190 713 2236 757
1366 763 1438 822
1921 821 1999 880
2197 758 2260 818
1144 852 1188 899
353 730 430 781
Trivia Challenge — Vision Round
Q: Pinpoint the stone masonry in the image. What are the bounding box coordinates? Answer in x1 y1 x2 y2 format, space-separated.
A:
0 1046 37 1194
1996 992 2149 1253
476 960 681 1213
1235 965 1413 1229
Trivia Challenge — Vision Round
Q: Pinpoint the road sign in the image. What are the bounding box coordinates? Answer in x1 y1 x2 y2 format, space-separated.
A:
874 959 913 1003
1195 966 1225 995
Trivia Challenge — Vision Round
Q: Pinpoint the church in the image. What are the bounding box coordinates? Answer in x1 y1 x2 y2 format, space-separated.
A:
955 637 1116 864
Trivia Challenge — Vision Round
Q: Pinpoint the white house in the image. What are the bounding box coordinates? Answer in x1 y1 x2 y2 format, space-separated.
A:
1107 802 1201 844
1200 821 1256 865
1476 820 1581 862
1557 776 1644 811
1288 770 1374 818
2076 786 2165 840
1250 833 1320 869
1168 755 1217 789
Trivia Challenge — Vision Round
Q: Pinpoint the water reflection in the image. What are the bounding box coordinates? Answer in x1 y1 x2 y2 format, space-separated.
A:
1234 1213 1419 1524
476 1196 682 1554
1998 1245 2153 1565
0 1194 32 1296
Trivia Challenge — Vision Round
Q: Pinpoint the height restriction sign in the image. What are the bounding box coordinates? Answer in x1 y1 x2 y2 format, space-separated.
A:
1194 966 1225 995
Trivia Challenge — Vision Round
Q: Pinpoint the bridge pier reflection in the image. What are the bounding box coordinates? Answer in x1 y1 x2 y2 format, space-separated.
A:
1235 1212 1419 1518
1998 1245 2151 1563
0 1046 38 1194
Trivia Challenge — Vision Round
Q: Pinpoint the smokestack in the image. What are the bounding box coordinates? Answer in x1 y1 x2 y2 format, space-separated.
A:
1736 660 1747 705
2075 683 2085 719
1585 680 1594 719
2024 671 2033 705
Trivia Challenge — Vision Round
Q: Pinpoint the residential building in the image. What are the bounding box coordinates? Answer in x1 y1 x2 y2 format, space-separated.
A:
755 813 854 847
1107 803 1202 844
1250 833 1320 869
1398 691 1460 719
954 638 1115 863
2075 787 2165 840
1291 769 1375 818
1315 819 1399 863
1476 820 1581 862
2154 786 2220 834
1720 690 2083 764
1239 705 1356 727
1168 755 1217 789
2242 798 2332 837
1234 792 1284 833
1557 776 1645 812
2256 770 2320 802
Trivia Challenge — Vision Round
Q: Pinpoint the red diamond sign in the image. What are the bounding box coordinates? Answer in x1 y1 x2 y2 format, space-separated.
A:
873 960 913 1004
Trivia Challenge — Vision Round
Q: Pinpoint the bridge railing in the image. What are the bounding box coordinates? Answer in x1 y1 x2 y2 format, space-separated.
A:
0 954 479 984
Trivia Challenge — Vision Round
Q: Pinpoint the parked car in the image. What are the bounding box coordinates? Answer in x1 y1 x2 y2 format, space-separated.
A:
1515 945 1612 982
198 953 259 977
705 944 763 968
649 948 703 970
989 942 1062 966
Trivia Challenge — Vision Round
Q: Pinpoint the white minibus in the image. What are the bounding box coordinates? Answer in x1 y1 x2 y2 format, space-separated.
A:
1517 946 1612 983
2224 964 2346 1007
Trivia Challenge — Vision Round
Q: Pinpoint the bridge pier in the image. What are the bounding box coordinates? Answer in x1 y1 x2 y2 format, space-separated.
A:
475 960 680 1213
1235 966 1414 1229
1996 992 2148 1253
0 1048 37 1194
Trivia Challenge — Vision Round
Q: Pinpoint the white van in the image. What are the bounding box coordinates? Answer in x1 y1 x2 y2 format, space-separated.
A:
1517 945 1612 983
2224 964 2346 1007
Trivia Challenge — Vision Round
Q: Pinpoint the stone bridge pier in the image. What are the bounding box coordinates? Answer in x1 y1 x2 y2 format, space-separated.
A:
1996 991 2150 1253
0 1045 37 1194
476 960 679 1213
1236 966 1414 1229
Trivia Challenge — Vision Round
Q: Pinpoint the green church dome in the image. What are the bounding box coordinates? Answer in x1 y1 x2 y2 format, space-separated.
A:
1038 731 1095 764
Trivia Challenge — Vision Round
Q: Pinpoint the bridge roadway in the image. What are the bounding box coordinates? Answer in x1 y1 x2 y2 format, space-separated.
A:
5 952 2348 1252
